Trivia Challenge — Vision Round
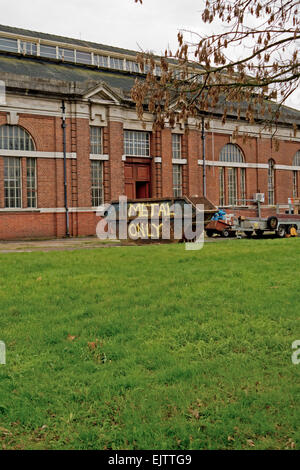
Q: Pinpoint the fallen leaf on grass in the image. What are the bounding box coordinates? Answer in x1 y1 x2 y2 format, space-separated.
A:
36 276 42 281
0 427 12 436
67 334 77 342
246 439 255 447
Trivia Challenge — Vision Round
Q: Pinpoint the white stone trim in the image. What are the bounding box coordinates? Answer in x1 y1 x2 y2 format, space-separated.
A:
0 207 100 213
154 157 162 163
90 154 109 161
198 159 268 169
122 154 152 160
40 207 98 213
0 150 76 159
172 158 187 165
274 164 300 171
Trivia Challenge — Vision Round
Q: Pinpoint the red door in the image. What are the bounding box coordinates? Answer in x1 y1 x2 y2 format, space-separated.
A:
125 162 151 199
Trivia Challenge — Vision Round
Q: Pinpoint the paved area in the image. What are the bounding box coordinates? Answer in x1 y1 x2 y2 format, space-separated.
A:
0 235 241 253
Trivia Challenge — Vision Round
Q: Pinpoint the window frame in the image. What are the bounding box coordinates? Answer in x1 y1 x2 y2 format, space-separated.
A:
124 130 150 157
268 159 275 205
172 134 182 160
91 160 104 207
26 157 37 208
173 164 183 197
4 157 22 209
90 126 103 155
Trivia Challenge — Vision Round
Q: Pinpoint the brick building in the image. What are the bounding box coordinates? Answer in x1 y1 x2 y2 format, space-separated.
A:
0 24 300 239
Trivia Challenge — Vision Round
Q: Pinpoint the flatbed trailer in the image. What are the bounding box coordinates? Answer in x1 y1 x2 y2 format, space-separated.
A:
206 214 300 238
236 214 300 238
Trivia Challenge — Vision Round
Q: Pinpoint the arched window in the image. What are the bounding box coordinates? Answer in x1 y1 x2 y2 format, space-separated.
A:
219 144 246 206
219 143 244 163
268 159 275 205
0 125 35 151
0 125 36 209
292 150 300 198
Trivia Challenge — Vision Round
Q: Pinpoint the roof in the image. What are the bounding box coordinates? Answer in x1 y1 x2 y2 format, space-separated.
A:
0 24 139 57
0 53 136 98
0 47 299 126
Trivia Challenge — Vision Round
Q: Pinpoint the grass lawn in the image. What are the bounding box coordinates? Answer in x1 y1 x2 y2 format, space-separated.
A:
0 239 299 450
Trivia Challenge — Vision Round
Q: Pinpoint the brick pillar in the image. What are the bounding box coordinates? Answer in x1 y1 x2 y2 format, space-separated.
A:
0 157 4 208
108 121 124 199
187 129 200 196
161 128 173 197
103 127 110 201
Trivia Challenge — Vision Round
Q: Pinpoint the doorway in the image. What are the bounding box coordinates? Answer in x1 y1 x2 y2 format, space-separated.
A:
136 181 150 198
125 162 151 199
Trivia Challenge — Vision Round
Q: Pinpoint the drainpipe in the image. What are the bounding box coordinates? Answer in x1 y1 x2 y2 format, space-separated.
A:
201 116 206 197
61 100 70 237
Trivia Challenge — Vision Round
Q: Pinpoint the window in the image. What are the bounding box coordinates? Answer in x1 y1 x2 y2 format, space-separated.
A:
0 37 18 53
0 126 36 209
76 51 92 65
293 171 298 198
0 125 35 151
40 44 57 59
110 57 124 70
228 167 237 206
95 55 108 68
292 151 300 198
219 167 225 206
91 160 104 206
268 159 275 205
219 143 244 163
240 168 246 204
4 157 21 208
219 144 244 206
172 134 181 159
58 47 74 62
126 60 139 73
173 164 182 197
26 158 37 208
20 41 37 55
90 127 102 154
124 131 150 157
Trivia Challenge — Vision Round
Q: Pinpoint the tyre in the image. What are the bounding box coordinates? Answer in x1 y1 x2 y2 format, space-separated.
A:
221 229 230 238
206 229 214 237
267 216 278 230
276 225 286 238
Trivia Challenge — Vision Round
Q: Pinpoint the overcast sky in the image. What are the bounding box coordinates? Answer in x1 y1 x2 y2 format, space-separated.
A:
0 0 299 109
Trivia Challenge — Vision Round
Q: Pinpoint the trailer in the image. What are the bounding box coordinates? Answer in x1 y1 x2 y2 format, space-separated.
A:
237 214 300 238
205 199 300 238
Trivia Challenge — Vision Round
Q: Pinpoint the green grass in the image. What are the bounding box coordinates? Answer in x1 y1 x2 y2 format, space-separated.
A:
0 239 299 450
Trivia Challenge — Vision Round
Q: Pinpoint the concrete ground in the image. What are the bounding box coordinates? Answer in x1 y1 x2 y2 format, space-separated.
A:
0 235 241 253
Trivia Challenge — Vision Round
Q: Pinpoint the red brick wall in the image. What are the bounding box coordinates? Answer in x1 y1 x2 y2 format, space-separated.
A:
0 108 300 240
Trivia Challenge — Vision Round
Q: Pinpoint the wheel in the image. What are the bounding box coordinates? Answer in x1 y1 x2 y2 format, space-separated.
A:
276 225 286 238
255 229 264 238
267 216 278 230
221 229 230 238
244 231 253 238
